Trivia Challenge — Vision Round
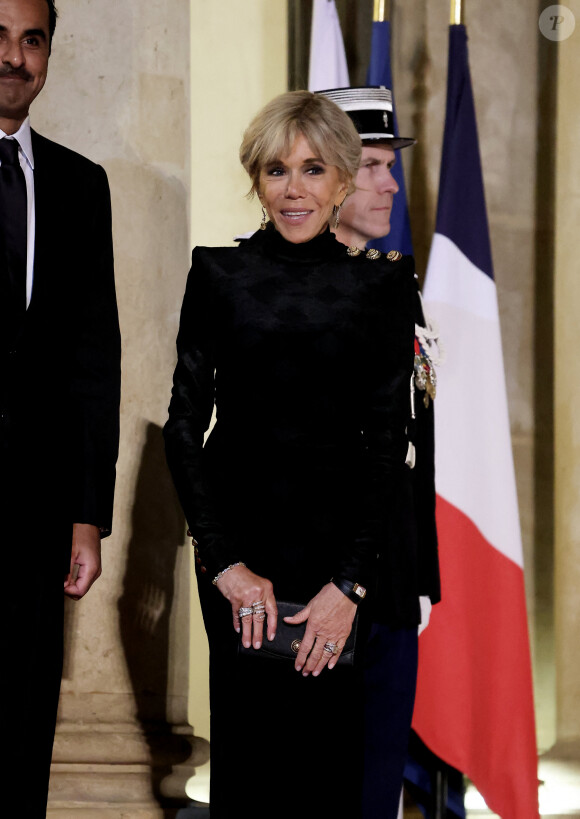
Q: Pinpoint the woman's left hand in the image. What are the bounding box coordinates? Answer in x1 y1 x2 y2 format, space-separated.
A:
283 582 357 676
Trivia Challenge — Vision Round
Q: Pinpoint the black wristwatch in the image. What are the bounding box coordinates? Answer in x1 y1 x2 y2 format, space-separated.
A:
332 577 367 604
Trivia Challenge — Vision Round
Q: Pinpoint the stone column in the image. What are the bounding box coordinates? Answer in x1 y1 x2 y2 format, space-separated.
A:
538 4 580 807
33 1 200 814
553 0 580 763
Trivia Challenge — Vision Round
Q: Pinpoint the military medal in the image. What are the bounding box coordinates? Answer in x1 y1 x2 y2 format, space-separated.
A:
414 336 437 407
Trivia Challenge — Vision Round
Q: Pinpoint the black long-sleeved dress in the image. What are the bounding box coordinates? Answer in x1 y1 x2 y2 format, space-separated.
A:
165 224 418 817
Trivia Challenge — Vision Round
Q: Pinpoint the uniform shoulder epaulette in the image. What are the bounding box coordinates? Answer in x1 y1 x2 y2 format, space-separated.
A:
345 247 404 262
365 248 382 260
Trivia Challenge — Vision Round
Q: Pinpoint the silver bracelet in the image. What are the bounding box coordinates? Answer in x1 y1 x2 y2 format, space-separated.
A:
212 562 246 586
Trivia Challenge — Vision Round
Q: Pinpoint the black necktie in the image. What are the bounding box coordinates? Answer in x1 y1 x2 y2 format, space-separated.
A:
0 138 28 343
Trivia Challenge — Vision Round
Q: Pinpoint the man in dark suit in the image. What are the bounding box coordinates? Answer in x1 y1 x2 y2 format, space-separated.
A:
0 0 120 814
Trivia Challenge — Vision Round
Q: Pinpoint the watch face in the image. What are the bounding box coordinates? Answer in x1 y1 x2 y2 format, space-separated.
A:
354 583 367 599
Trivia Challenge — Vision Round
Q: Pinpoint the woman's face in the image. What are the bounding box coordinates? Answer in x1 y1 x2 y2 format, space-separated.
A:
258 133 347 244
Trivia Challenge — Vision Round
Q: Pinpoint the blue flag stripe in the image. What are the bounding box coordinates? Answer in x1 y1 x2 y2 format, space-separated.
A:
436 25 494 280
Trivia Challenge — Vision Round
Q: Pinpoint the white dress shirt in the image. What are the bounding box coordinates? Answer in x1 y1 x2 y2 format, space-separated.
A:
0 116 35 307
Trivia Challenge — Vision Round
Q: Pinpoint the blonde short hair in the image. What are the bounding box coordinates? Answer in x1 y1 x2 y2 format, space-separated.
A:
240 90 362 197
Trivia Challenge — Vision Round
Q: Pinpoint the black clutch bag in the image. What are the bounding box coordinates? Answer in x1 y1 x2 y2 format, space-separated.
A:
238 600 359 667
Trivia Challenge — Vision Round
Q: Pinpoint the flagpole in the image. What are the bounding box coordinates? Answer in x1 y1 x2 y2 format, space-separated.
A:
450 0 463 25
373 0 390 23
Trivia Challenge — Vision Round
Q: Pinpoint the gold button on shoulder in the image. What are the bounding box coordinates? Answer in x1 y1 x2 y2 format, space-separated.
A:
366 248 382 260
347 246 362 256
386 250 402 261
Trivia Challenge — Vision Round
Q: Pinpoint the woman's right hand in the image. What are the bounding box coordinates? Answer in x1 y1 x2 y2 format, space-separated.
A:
216 566 277 649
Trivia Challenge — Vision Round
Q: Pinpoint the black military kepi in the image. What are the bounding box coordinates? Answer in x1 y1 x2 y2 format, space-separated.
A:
317 86 415 149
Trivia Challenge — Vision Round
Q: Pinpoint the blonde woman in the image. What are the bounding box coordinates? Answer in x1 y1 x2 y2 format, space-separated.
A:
165 91 418 818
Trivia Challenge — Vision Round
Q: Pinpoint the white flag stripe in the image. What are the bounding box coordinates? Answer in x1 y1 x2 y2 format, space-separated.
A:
308 0 349 92
423 233 498 322
425 237 523 568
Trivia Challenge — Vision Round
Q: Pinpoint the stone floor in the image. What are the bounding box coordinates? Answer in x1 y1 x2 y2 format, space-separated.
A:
460 745 580 818
47 744 580 818
127 762 580 819
398 743 580 818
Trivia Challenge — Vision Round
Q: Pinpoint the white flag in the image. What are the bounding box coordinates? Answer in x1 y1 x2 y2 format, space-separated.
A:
308 0 349 92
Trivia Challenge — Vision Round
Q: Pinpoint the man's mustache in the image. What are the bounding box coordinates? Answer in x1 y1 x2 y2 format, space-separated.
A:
0 67 32 81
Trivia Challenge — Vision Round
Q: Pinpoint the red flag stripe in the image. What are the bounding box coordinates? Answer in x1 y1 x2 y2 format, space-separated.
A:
413 495 539 817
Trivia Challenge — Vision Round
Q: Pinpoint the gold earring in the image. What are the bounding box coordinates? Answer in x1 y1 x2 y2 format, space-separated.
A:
260 206 268 230
333 204 342 229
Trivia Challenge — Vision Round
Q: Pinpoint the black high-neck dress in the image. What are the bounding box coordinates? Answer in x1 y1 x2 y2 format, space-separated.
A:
165 224 417 817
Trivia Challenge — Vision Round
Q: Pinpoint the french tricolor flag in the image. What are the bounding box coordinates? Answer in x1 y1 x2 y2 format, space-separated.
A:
412 25 540 818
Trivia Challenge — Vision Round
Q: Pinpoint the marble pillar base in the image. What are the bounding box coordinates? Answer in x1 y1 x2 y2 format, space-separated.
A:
47 719 209 816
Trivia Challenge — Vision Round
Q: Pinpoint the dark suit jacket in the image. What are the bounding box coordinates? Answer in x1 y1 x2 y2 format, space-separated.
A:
1 130 121 569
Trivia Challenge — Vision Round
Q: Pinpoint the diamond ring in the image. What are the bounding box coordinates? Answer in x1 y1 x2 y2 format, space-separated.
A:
238 606 254 618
